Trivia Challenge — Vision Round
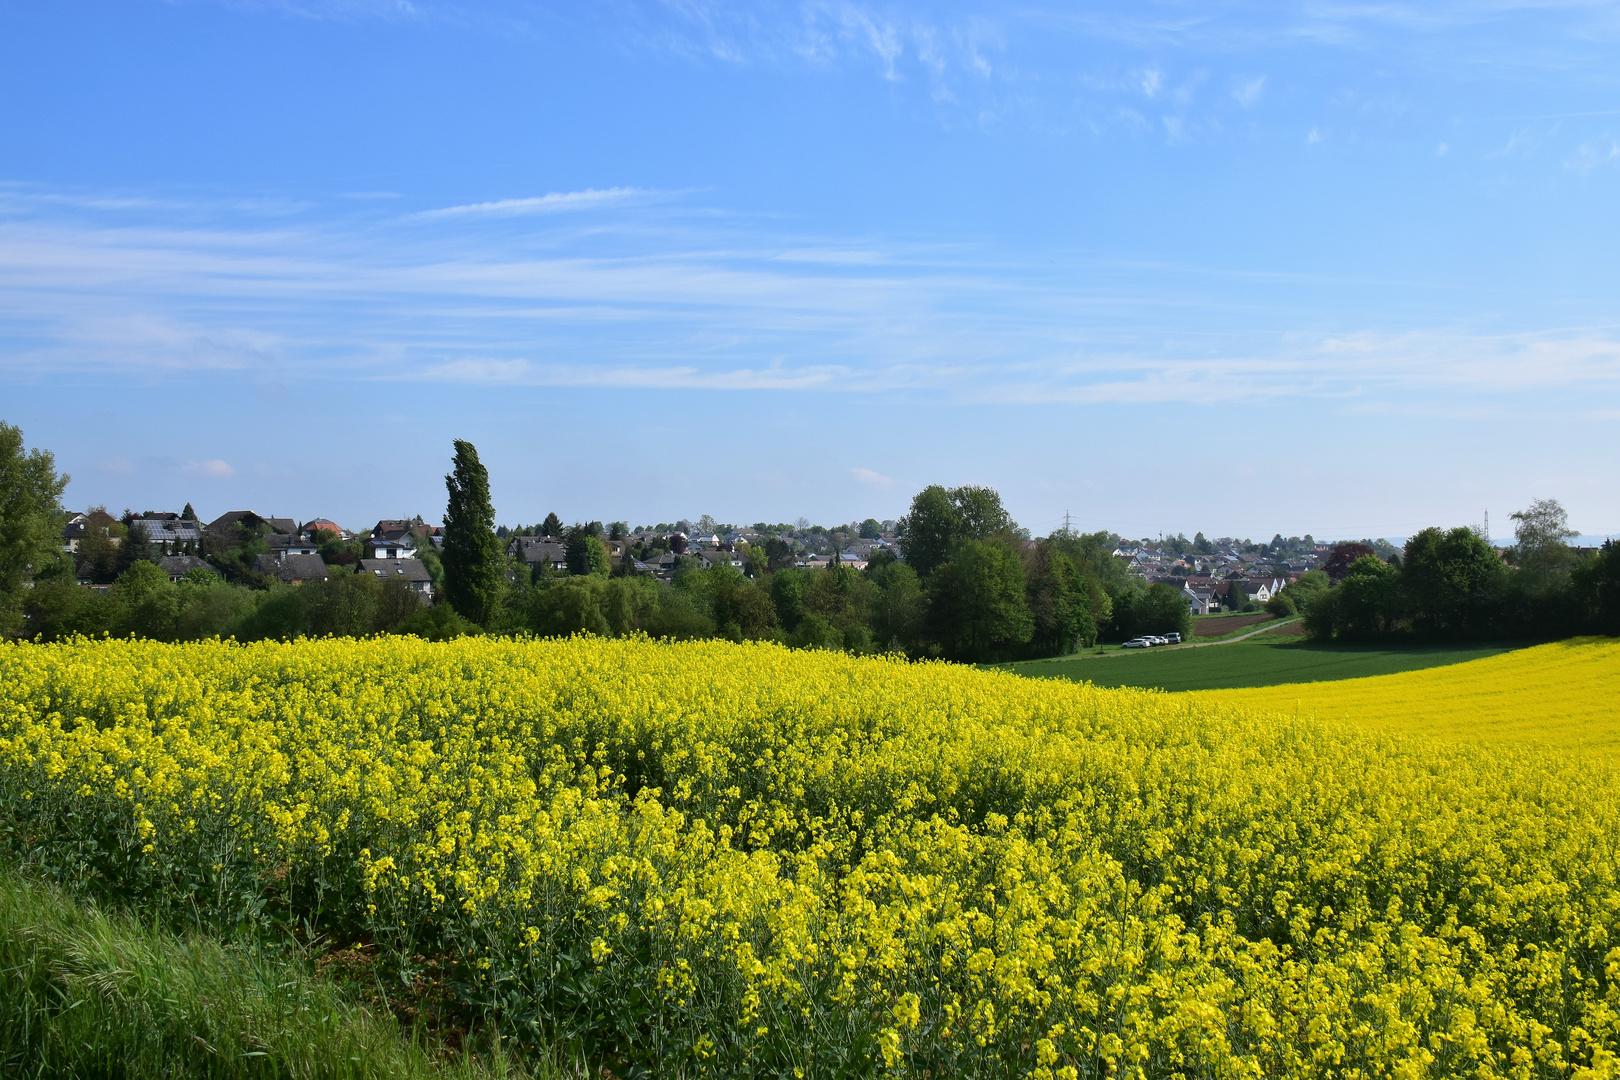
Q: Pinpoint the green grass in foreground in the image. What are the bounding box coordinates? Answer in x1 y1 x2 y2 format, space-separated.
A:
0 867 556 1079
1001 636 1519 692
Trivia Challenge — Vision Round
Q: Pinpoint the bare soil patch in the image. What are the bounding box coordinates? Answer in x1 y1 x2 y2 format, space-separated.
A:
1193 613 1275 638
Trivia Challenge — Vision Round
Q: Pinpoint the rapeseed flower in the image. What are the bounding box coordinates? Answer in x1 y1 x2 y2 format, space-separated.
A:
0 634 1616 1078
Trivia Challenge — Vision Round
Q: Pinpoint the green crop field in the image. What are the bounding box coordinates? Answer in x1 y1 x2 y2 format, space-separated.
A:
999 634 1519 692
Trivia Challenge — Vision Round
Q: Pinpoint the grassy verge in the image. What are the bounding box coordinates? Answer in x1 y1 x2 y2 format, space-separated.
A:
1001 636 1519 692
0 866 551 1079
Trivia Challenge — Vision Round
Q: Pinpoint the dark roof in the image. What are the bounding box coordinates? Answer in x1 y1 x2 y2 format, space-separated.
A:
158 555 216 578
372 518 434 542
509 538 567 564
253 552 329 582
140 519 201 543
61 514 104 540
359 558 432 582
207 511 261 536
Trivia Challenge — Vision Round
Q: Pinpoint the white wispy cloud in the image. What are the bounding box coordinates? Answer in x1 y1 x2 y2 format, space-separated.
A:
411 357 852 391
1565 136 1620 173
1232 75 1265 108
413 188 654 219
772 248 889 265
183 459 237 478
3 183 1618 410
851 467 892 486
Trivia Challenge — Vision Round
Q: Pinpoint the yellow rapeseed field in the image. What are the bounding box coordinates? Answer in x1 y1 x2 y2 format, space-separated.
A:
2 635 1618 1079
1197 637 1620 754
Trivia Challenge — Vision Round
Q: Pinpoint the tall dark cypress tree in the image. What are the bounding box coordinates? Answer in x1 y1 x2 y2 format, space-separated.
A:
442 439 503 625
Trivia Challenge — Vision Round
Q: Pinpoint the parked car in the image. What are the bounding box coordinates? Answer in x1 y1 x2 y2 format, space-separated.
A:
1163 632 1182 644
1121 638 1151 649
1145 636 1168 646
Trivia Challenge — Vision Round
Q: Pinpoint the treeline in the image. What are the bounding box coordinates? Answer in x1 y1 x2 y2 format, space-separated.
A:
19 563 472 643
1278 501 1620 642
0 428 1198 661
474 482 1192 663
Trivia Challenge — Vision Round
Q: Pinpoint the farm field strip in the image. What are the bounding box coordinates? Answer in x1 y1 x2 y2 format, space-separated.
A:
1190 613 1278 638
1 636 1617 1077
1198 636 1620 754
1002 635 1516 692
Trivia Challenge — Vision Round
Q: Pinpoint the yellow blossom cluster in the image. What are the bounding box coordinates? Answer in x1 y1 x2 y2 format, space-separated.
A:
1 634 1618 1078
1199 637 1620 755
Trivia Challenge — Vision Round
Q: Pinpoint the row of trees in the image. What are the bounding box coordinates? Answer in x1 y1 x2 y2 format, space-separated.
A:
19 560 470 643
429 458 1192 661
1289 501 1620 641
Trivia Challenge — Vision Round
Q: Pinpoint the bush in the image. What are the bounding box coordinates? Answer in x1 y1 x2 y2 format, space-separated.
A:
395 603 478 641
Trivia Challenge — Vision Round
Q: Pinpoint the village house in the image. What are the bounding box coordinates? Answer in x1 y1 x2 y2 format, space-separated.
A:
129 512 203 550
1183 582 1217 616
157 555 217 582
508 536 568 573
302 518 346 540
61 509 119 553
206 510 293 538
359 557 434 598
366 537 416 560
253 552 329 585
267 532 322 558
371 516 442 550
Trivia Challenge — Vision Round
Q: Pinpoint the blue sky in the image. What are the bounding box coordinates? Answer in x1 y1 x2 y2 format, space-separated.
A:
2 0 1617 541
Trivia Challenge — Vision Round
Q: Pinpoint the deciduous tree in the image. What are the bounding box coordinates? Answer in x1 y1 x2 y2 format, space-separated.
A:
0 422 70 625
1401 526 1504 638
1574 539 1620 635
565 527 611 577
896 484 1015 579
1022 541 1096 656
927 539 1033 661
1323 543 1375 583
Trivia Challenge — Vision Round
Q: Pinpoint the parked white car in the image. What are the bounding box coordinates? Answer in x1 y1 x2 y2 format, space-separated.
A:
1121 638 1151 649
